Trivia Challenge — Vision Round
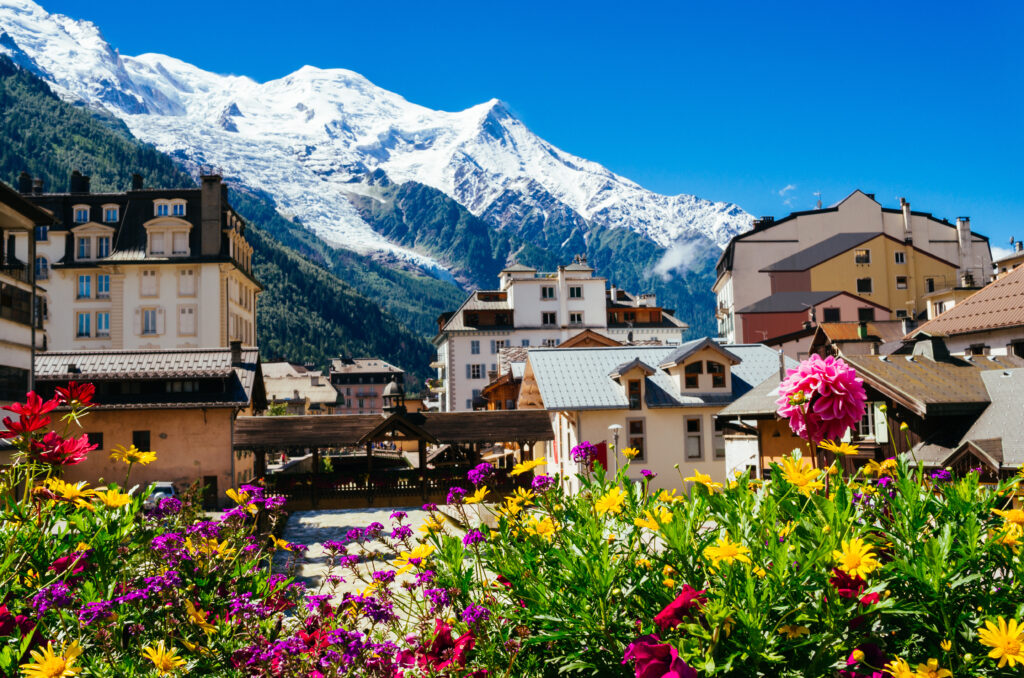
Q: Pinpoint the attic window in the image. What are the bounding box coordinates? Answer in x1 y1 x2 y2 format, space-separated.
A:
854 249 871 264
707 361 726 388
627 379 642 410
684 361 702 389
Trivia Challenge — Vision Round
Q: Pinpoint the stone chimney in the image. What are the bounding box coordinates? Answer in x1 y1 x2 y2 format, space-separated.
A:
956 217 972 279
31 177 43 195
900 197 912 243
778 349 786 381
229 340 242 366
69 170 90 194
200 174 223 256
17 171 32 194
131 173 144 190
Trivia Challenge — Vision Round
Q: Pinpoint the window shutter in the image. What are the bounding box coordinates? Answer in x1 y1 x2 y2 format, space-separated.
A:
156 307 165 335
134 308 142 335
490 340 496 354
465 364 471 379
840 426 852 443
873 403 889 443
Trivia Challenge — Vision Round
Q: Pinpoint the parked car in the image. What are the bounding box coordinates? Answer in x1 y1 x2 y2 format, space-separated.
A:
143 482 177 510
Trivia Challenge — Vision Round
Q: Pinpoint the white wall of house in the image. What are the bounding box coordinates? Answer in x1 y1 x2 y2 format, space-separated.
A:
941 327 1024 357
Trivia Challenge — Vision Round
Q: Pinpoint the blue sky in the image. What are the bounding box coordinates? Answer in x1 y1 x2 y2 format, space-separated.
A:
44 0 1024 254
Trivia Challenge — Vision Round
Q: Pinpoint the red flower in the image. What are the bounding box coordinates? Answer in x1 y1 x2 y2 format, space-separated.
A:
401 619 476 672
654 585 707 630
49 550 91 576
0 605 34 636
859 592 880 606
54 382 95 408
829 568 867 599
4 391 58 418
623 634 697 678
36 432 96 466
1 412 52 440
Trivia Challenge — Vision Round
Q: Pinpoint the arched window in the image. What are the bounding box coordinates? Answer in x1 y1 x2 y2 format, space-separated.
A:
707 361 726 388
34 257 48 280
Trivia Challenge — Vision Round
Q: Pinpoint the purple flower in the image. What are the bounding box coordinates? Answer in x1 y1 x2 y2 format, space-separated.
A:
390 511 408 523
424 587 450 612
323 540 347 553
157 497 182 515
390 525 413 541
462 529 486 547
187 521 221 539
877 476 893 488
372 570 397 584
364 522 385 539
641 469 656 479
570 441 598 464
467 462 495 486
262 495 287 511
461 603 491 625
346 528 364 542
78 600 115 625
931 469 952 482
446 486 467 505
305 594 332 612
422 503 438 512
360 595 396 624
415 570 435 586
32 582 74 614
531 475 555 492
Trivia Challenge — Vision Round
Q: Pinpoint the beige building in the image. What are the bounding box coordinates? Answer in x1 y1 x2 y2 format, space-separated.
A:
517 339 790 492
330 357 405 414
11 172 260 351
263 361 339 414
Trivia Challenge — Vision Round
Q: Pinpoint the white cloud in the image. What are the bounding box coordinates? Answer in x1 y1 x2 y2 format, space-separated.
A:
777 184 797 198
991 245 1014 261
653 240 703 280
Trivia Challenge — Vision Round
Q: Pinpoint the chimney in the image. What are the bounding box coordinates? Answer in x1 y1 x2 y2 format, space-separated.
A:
956 217 972 278
778 349 786 382
32 177 43 195
69 170 91 194
229 340 242 366
857 321 868 339
901 317 916 336
900 197 913 243
17 172 32 194
131 173 144 190
200 174 223 256
1017 241 1023 253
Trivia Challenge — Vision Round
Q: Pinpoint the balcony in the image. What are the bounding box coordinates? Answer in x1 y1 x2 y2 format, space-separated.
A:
0 260 30 285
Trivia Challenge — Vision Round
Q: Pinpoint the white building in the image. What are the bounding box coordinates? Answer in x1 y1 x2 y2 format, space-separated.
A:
11 172 259 351
432 258 688 411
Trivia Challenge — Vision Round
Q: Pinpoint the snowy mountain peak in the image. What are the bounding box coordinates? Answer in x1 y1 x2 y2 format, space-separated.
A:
0 0 752 276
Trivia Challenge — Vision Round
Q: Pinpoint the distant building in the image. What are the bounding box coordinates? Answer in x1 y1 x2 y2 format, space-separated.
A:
993 240 1024 278
517 339 790 492
737 290 890 345
0 180 49 405
766 320 909 362
715 191 992 343
12 171 260 351
33 343 266 508
330 357 404 414
433 257 688 412
262 361 339 414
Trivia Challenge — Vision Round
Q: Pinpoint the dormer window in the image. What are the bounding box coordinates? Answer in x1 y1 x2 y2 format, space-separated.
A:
97 236 111 258
74 207 89 223
155 203 169 217
103 205 119 223
627 379 642 410
684 361 702 389
708 361 726 388
77 237 91 260
150 232 165 255
172 202 186 217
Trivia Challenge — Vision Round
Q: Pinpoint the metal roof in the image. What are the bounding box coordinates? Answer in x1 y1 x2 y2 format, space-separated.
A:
660 337 743 367
910 264 1024 337
958 368 1024 468
738 290 890 314
760 233 878 272
526 343 789 410
37 348 258 379
329 357 404 375
717 371 793 419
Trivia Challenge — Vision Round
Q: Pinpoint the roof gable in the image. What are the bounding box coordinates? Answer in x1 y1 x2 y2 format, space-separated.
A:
659 337 742 368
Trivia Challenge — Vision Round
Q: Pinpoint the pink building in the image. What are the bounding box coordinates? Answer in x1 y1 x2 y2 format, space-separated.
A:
329 357 404 414
737 290 890 344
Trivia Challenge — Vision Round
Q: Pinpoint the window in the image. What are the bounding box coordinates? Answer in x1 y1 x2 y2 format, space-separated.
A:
521 339 530 347
172 232 188 255
132 430 150 451
858 307 875 322
76 312 91 337
34 257 48 280
96 312 110 337
854 249 871 264
708 361 726 388
470 364 483 379
823 307 841 322
895 275 908 290
141 270 157 296
1011 341 1024 359
713 420 726 460
77 275 91 299
569 286 582 298
542 312 557 326
934 301 946 315
542 339 557 347
968 343 988 356
85 432 103 450
76 237 91 260
856 277 873 294
179 306 196 335
541 286 555 299
155 203 169 217
684 361 702 389
178 269 195 296
894 251 906 264
358 399 364 410
685 417 703 459
925 278 935 293
74 207 89 223
172 203 186 217
856 408 875 439
627 379 642 410
97 236 110 258
470 340 480 355
150 232 165 255
142 308 158 335
569 312 583 326
97 274 110 298
491 340 507 354
895 310 908 319
103 207 119 223
627 418 646 461
34 225 48 241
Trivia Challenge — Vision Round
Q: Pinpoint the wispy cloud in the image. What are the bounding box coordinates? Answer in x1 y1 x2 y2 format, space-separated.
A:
991 245 1014 261
777 184 797 198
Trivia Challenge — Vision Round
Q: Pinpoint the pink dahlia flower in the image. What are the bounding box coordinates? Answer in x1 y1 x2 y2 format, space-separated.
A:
776 354 867 442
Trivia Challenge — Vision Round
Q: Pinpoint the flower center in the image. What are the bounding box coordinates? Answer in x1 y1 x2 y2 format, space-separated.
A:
40 657 67 678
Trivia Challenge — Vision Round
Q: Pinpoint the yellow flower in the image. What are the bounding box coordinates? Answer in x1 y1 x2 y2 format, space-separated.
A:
778 521 796 539
851 649 866 662
525 515 557 541
393 543 435 574
662 578 675 588
226 488 258 515
184 537 236 559
780 456 825 496
833 538 880 579
510 487 535 506
142 641 186 675
94 488 132 509
819 440 860 455
753 566 767 577
635 558 652 569
778 624 809 639
633 507 673 531
703 535 752 569
184 600 217 634
656 489 685 504
19 640 83 678
419 514 445 534
180 638 212 657
268 536 292 551
993 508 1024 527
594 486 626 516
939 639 951 652
978 616 1024 668
464 486 489 504
884 658 915 678
684 471 723 492
509 458 546 476
110 444 157 465
621 447 640 459
498 499 524 518
899 422 909 432
45 479 97 509
913 658 951 678
993 523 1022 551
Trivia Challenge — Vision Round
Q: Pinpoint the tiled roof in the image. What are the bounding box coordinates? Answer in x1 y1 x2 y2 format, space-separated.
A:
760 233 878 272
329 358 404 374
501 263 537 272
958 369 1024 468
818 321 906 343
910 264 1024 337
738 291 889 314
262 362 338 405
526 343 788 410
717 371 792 419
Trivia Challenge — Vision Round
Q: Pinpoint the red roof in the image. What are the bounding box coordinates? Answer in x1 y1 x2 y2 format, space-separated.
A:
911 265 1024 337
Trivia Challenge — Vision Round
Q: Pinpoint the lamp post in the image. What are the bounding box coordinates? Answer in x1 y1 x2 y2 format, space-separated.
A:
608 424 623 473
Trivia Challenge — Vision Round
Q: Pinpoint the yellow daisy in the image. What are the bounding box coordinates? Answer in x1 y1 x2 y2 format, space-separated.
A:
142 641 186 675
110 444 157 465
978 616 1024 668
464 486 489 504
621 447 641 459
703 535 752 569
525 515 557 541
832 538 880 579
594 486 626 516
184 600 217 634
780 456 825 496
778 624 809 639
393 543 435 574
19 640 83 678
93 488 132 509
913 658 951 678
509 458 546 477
883 658 915 678
684 471 723 492
819 440 860 455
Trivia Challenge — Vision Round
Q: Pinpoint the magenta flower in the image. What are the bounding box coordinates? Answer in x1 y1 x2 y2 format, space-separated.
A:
654 585 707 630
622 635 697 678
775 354 867 442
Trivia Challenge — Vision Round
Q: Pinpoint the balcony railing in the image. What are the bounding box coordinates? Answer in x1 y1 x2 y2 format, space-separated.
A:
0 261 30 285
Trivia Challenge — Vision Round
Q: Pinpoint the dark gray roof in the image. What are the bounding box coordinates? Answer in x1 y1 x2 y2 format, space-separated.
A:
501 263 537 272
737 291 846 314
609 358 657 379
760 233 877 272
717 367 797 419
959 368 1024 468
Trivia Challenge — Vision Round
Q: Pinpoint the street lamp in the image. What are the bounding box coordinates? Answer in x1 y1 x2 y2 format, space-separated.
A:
608 424 623 473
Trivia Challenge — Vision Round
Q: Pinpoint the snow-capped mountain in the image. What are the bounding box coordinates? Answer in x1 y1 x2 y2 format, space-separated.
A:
0 0 751 281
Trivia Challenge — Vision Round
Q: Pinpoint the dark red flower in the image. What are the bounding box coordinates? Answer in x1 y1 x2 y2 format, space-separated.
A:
401 619 476 672
654 585 707 631
36 432 96 466
4 392 58 418
838 642 889 678
859 592 880 606
54 382 95 408
49 550 91 576
1 413 52 440
829 568 867 599
0 605 34 636
623 634 697 678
